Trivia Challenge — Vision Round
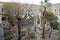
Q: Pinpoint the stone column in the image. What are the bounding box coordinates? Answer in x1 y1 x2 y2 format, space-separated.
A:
34 14 38 32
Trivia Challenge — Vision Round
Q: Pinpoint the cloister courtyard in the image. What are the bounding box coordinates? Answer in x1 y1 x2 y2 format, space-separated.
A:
0 0 60 40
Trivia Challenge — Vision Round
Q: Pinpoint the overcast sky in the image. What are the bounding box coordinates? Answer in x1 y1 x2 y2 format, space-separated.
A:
0 0 60 5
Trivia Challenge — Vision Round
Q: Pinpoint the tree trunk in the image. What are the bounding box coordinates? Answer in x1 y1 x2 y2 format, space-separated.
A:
42 17 46 39
42 22 45 39
42 24 45 38
42 7 48 39
18 17 21 40
18 24 21 40
49 27 53 38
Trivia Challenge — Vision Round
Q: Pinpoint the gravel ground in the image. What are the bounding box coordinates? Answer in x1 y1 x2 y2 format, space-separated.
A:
45 30 58 40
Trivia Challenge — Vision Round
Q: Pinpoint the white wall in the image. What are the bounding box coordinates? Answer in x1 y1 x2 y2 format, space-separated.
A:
0 3 4 24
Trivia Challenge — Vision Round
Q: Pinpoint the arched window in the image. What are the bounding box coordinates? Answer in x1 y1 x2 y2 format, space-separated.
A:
37 15 40 24
55 9 57 13
59 9 60 13
2 8 4 12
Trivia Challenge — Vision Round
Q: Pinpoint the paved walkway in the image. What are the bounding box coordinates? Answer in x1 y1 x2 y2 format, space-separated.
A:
21 26 58 40
45 30 58 40
36 30 58 40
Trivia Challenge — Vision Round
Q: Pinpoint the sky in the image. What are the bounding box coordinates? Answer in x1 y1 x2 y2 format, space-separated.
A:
0 0 60 5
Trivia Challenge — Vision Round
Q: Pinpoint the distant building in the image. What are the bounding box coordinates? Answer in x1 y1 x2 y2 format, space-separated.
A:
51 3 60 22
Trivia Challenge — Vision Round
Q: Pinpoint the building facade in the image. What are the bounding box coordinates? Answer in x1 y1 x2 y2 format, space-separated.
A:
51 3 60 22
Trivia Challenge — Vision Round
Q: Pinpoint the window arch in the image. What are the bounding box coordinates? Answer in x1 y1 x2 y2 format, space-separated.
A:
59 9 60 13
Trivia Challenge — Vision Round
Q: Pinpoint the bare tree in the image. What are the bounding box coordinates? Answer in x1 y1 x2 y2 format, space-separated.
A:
3 3 26 40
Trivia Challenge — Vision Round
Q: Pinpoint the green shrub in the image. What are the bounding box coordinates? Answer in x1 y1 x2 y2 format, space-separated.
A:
4 32 11 40
29 32 35 38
